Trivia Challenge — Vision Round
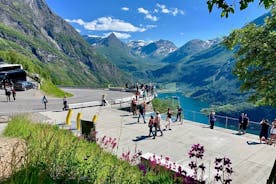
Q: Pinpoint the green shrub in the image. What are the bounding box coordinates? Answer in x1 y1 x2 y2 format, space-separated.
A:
152 98 179 114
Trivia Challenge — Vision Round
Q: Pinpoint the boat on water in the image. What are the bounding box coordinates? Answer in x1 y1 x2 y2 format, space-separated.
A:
172 96 179 99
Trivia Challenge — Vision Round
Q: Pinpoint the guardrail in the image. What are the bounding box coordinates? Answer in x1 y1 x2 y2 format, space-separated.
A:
160 108 264 135
68 95 155 109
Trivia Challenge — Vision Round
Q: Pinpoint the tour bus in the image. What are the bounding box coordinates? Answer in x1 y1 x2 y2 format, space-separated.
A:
0 63 23 72
0 69 27 88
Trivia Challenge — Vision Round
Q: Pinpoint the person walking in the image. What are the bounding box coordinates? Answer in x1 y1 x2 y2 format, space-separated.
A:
148 115 155 139
12 88 16 101
242 114 250 134
164 108 173 131
131 98 137 115
102 94 107 106
259 119 270 144
238 113 244 134
209 111 216 129
42 95 48 110
154 111 163 137
137 101 146 123
175 105 183 122
5 88 11 102
63 96 68 110
269 119 276 145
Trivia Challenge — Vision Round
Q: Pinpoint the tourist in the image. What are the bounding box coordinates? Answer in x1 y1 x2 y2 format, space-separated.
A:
259 119 270 144
242 114 250 134
238 113 244 134
175 105 183 122
131 98 137 115
164 108 173 131
154 111 163 136
5 88 11 102
12 88 16 101
102 94 107 106
269 119 276 145
137 102 146 123
148 115 155 139
42 95 48 110
63 96 68 110
209 111 216 129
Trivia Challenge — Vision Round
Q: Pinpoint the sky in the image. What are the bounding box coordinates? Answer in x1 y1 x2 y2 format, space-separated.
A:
44 0 268 47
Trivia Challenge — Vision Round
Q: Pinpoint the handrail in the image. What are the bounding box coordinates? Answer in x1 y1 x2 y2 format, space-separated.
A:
156 107 266 135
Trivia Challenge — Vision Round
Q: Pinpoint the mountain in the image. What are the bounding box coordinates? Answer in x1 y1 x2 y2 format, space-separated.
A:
83 34 172 80
128 39 177 60
162 38 221 63
0 0 128 87
151 41 244 104
84 33 155 80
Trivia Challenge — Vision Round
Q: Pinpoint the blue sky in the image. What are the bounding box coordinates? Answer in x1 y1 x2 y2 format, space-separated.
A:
45 0 268 47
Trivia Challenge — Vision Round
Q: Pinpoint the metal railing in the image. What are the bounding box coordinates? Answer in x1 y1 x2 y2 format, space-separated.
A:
158 108 264 136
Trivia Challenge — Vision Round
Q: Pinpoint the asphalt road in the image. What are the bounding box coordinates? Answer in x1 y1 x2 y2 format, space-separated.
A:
0 88 134 115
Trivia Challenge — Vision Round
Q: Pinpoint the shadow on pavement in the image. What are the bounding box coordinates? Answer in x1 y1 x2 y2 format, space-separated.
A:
132 135 148 142
246 141 261 145
125 122 139 125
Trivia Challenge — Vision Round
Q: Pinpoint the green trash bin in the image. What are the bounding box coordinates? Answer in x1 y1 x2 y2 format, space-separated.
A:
81 119 96 141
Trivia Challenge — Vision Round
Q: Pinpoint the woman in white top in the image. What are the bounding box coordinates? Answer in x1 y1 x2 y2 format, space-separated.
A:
269 119 276 145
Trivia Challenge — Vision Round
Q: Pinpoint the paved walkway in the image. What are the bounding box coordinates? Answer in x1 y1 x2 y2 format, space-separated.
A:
0 88 134 114
40 105 276 184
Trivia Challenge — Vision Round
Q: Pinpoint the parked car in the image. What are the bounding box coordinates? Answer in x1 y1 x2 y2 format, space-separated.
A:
14 81 34 91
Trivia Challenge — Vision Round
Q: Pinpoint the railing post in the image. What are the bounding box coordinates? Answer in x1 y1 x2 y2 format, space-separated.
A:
225 116 228 128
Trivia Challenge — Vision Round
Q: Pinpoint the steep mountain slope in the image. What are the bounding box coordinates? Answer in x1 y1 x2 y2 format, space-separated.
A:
0 0 128 87
84 33 168 80
152 43 244 104
162 38 221 63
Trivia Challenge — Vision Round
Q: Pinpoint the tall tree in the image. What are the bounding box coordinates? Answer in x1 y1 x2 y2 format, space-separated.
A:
223 7 276 106
207 0 275 17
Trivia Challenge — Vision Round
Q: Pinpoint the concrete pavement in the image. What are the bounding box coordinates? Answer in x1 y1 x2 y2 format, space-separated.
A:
40 104 276 184
0 88 134 114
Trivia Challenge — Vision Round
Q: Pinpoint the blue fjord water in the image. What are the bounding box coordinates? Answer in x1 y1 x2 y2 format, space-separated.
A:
157 92 261 135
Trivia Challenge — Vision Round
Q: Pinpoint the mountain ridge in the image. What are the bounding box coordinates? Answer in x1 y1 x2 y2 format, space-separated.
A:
0 0 129 87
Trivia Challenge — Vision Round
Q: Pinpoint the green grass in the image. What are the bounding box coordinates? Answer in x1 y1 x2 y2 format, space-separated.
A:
2 116 176 184
40 80 72 98
152 98 179 114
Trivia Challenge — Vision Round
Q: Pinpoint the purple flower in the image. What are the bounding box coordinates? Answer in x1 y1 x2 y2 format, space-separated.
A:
215 173 221 181
188 161 197 169
138 164 147 175
199 163 206 171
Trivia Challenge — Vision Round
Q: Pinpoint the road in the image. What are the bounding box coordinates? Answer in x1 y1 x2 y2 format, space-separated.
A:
0 88 134 115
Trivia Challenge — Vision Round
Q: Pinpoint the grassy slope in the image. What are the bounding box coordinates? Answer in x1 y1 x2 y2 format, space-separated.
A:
2 116 176 184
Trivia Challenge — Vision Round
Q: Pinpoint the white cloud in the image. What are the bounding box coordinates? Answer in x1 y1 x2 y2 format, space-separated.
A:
138 7 158 21
138 7 149 14
104 32 131 39
121 7 129 11
156 3 184 16
66 17 146 32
